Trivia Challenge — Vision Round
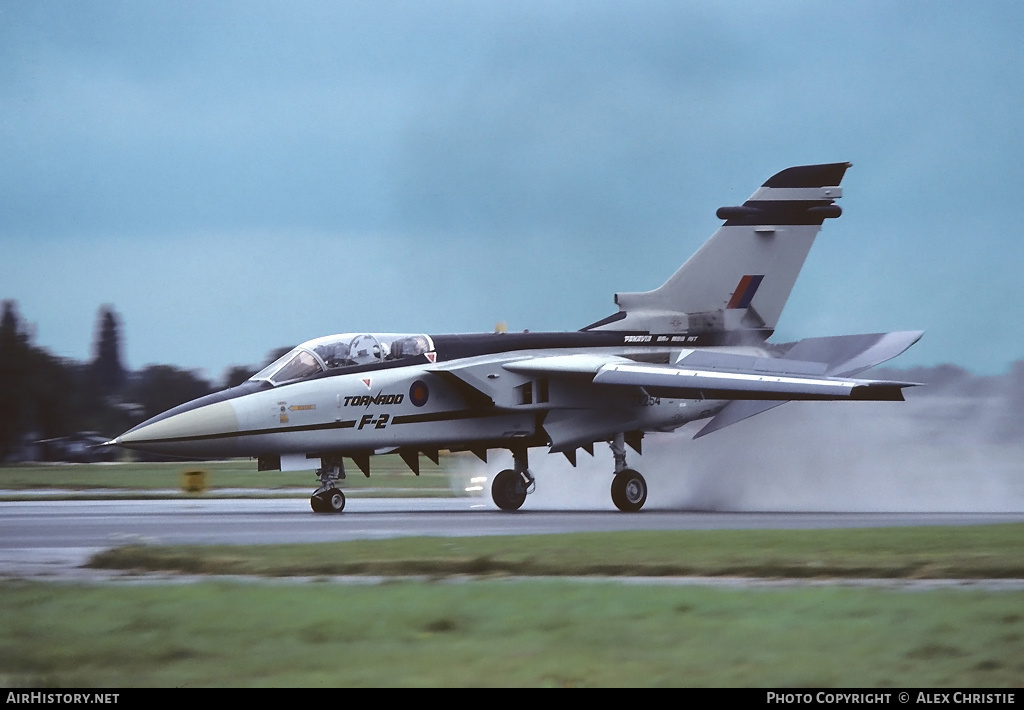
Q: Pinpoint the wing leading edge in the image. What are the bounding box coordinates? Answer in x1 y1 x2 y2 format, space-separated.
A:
590 363 913 401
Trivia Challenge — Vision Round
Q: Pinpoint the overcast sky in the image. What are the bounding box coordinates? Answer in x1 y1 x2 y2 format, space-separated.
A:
2 1 1022 382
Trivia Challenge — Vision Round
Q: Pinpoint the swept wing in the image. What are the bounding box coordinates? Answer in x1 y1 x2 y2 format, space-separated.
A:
502 350 917 403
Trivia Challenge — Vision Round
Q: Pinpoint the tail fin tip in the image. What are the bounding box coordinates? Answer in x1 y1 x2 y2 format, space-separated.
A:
764 162 852 188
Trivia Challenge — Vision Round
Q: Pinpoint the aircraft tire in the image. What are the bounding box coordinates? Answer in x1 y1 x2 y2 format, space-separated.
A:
611 469 647 512
491 469 526 511
311 488 346 514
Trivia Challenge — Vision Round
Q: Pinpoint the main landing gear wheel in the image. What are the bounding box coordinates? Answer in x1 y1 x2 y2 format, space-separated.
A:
311 487 345 514
611 469 647 512
491 469 527 511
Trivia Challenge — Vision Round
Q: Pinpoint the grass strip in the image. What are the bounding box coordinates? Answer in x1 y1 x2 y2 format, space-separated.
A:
88 524 1024 580
0 458 466 492
2 579 1022 687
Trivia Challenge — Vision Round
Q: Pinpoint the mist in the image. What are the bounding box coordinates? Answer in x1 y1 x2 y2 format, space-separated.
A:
469 363 1024 513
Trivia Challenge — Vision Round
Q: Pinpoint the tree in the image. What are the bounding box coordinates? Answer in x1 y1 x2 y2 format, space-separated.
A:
91 305 126 396
0 301 76 459
0 301 31 460
222 365 257 389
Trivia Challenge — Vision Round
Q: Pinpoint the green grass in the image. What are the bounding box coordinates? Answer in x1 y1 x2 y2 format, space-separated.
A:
0 457 468 496
88 525 1024 579
1 579 1021 687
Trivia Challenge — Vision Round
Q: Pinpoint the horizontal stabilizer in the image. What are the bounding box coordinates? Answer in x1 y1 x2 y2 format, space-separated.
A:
780 330 924 376
675 349 827 376
693 330 924 437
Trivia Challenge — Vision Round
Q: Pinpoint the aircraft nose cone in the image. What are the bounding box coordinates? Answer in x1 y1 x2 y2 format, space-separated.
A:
117 400 240 457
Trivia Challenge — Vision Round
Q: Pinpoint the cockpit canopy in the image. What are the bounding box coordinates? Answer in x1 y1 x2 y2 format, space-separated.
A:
250 333 435 385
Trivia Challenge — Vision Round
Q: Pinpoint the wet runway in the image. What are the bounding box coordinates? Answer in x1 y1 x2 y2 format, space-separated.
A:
3 496 1023 580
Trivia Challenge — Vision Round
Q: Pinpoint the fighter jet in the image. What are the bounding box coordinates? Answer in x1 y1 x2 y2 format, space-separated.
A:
111 162 922 513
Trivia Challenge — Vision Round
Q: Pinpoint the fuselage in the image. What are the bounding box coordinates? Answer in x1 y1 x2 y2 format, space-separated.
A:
114 329 765 463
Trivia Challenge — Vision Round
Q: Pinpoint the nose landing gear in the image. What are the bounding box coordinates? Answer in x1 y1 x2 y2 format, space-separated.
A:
311 487 346 513
311 455 346 514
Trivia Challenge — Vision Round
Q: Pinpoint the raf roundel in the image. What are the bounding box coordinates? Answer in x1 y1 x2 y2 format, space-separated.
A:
409 380 429 407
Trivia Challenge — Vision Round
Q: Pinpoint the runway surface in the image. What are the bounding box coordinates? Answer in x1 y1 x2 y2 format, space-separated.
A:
3 495 1023 580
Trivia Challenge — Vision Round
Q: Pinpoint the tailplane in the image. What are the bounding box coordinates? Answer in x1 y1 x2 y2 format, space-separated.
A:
693 330 924 438
585 162 851 339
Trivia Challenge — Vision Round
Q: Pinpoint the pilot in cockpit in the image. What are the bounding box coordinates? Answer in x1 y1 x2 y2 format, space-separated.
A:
317 342 350 369
389 335 429 360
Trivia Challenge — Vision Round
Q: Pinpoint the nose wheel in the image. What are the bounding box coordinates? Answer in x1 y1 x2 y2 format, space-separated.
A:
311 487 346 513
311 456 346 513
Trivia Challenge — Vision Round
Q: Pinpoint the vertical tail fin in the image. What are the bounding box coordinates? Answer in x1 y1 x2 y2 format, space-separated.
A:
587 163 851 339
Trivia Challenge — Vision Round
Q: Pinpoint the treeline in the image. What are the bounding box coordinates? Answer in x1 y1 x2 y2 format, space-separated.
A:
0 300 266 462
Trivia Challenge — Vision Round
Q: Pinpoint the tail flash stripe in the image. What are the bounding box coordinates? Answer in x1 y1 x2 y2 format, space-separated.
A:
727 274 764 309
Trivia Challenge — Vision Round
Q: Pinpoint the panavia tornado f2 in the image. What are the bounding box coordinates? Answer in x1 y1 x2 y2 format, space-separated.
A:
112 163 922 513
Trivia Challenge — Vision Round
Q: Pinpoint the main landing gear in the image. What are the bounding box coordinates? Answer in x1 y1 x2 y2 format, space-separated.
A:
610 468 647 512
609 433 647 513
488 434 649 513
310 455 346 514
491 448 536 511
